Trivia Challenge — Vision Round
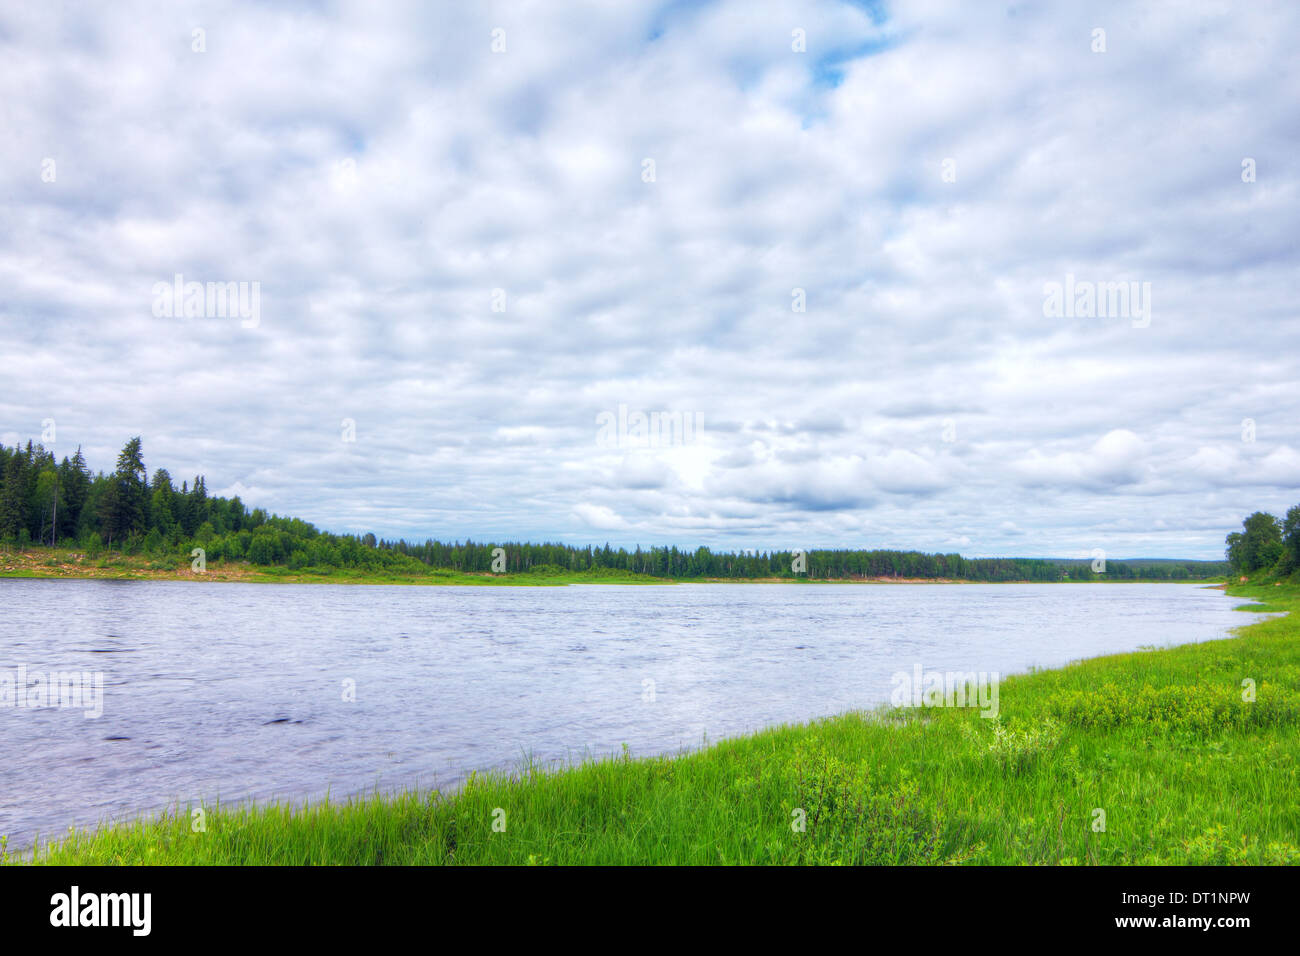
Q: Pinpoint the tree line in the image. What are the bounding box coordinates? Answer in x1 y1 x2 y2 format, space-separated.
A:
386 539 1223 581
0 436 1230 581
1224 507 1300 579
0 436 415 571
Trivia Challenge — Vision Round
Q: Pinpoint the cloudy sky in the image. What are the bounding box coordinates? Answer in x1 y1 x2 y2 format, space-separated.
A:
3 0 1297 558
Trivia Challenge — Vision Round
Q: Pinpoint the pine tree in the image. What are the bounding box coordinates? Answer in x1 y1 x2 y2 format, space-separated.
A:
60 447 91 536
99 437 147 547
0 450 27 540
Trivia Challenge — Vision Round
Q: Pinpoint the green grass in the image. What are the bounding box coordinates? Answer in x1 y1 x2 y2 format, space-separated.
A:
10 580 1299 865
2 544 1224 586
230 563 669 586
0 547 670 586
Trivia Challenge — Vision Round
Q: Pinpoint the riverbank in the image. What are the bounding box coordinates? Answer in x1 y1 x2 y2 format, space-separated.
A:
0 547 1223 587
0 548 662 586
10 577 1296 865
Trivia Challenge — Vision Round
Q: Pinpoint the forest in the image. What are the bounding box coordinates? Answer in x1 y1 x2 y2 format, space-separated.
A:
0 436 1233 581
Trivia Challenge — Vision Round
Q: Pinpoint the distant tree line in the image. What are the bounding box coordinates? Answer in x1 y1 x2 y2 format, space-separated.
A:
0 436 1230 581
1224 507 1300 579
384 539 1224 581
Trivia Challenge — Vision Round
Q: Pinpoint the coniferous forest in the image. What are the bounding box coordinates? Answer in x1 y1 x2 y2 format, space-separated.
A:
0 436 1236 581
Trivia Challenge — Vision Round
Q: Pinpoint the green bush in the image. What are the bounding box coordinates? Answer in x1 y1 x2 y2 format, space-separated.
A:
963 716 1063 775
1182 824 1300 866
788 737 948 864
1047 681 1300 735
521 563 568 576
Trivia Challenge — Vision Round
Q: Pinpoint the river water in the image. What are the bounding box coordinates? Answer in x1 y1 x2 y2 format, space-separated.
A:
0 579 1245 849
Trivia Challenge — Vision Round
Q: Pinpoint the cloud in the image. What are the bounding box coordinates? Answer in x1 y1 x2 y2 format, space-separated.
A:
1012 430 1150 490
572 503 629 531
866 449 950 495
1181 444 1300 488
2 0 1298 559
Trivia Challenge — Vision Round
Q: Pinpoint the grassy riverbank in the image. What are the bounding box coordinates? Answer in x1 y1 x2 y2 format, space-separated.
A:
0 546 1222 587
0 547 665 586
11 578 1299 865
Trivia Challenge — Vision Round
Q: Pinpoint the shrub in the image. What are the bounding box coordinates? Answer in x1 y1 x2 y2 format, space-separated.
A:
788 737 948 864
522 563 567 576
1048 681 1300 735
83 533 103 557
1182 824 1300 866
963 716 1064 775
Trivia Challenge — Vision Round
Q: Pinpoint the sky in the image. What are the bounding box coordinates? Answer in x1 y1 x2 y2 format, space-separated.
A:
2 0 1297 559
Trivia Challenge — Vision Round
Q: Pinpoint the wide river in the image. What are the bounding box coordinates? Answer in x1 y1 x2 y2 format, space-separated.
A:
0 579 1245 849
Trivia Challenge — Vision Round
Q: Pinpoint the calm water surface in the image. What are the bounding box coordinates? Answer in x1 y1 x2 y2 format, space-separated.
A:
0 580 1244 848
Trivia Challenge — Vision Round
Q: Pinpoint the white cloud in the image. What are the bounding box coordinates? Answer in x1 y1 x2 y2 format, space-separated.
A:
573 503 629 531
1012 430 1150 490
2 0 1298 559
